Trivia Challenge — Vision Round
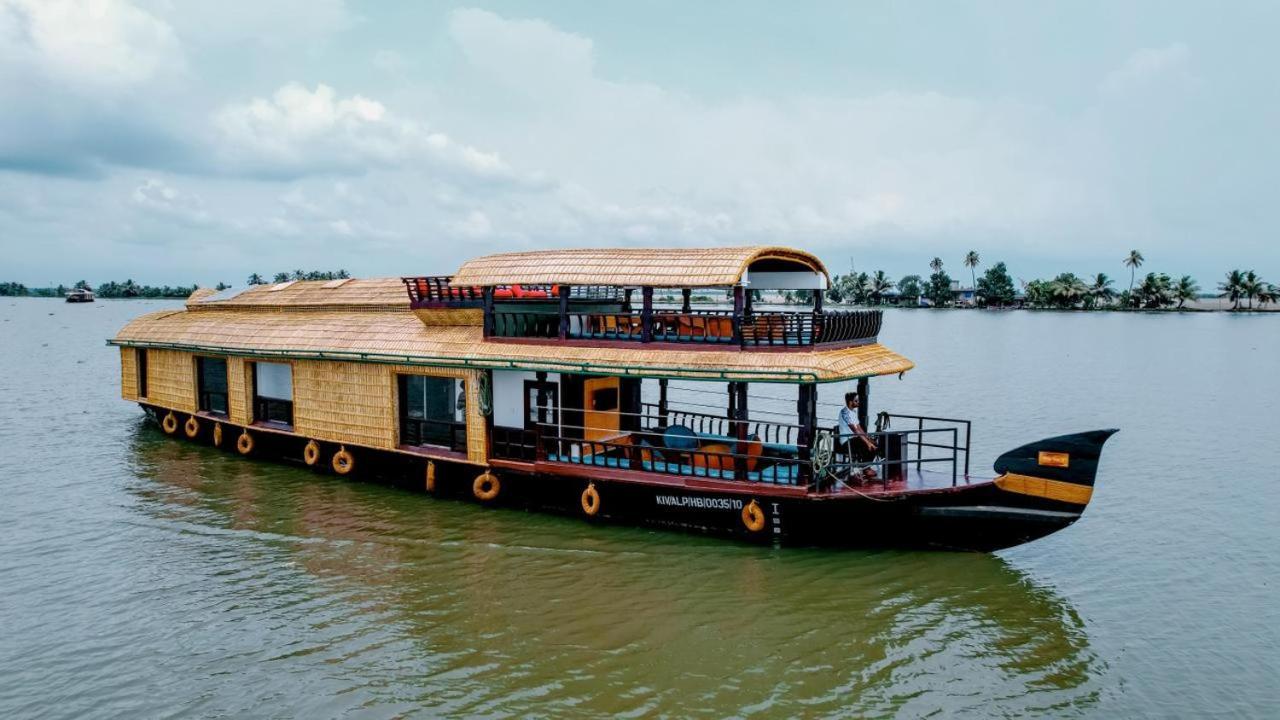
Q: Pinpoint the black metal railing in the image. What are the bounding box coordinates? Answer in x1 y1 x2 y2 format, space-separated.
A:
403 277 625 309
637 403 801 446
400 417 467 452
254 397 293 425
487 307 880 346
402 276 485 308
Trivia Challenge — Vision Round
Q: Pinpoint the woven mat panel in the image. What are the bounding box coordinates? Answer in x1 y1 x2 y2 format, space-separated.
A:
120 347 138 401
293 360 397 449
226 357 251 425
145 348 196 412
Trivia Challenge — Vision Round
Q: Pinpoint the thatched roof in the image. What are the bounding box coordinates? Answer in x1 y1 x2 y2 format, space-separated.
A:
186 278 406 311
450 246 828 288
112 308 911 383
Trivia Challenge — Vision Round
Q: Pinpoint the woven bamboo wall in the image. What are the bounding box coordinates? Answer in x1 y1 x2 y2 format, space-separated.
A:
120 347 138 401
292 360 486 461
412 308 483 326
227 357 252 425
293 360 394 448
146 349 196 412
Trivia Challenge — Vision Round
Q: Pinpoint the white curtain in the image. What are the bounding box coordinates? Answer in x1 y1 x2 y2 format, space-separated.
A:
256 362 292 400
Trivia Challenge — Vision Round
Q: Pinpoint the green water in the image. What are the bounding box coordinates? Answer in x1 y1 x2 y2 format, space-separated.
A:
1 298 1276 717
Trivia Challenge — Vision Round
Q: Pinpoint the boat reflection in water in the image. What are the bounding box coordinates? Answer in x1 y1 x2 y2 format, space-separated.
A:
128 427 1103 717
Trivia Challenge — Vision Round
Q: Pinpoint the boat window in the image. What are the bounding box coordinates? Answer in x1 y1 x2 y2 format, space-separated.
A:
253 362 293 426
136 348 148 398
398 375 467 451
197 357 229 415
591 387 619 412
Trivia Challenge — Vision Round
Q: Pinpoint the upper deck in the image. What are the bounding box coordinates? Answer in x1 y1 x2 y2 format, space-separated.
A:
404 246 882 349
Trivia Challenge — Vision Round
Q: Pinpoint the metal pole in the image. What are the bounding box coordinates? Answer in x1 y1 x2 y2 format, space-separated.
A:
558 285 570 341
641 286 654 343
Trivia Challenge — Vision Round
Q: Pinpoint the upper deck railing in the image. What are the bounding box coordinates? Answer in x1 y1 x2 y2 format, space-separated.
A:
402 276 880 347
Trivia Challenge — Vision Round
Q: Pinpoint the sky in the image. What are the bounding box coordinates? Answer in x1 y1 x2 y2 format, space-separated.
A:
2 0 1278 288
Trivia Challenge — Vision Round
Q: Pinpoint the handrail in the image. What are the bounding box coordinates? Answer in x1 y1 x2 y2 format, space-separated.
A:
489 307 882 346
877 412 972 479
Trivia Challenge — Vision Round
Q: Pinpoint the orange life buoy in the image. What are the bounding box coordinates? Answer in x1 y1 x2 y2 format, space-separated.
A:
581 482 601 516
332 447 355 475
161 412 178 434
742 500 766 533
236 430 254 455
303 439 321 466
212 423 223 447
425 461 436 493
184 415 200 438
473 471 500 502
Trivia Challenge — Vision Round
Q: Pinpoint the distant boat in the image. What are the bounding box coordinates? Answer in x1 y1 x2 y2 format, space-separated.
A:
65 288 94 303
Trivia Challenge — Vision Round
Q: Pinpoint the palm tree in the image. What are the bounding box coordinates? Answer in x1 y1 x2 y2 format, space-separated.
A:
1174 275 1200 309
1219 269 1245 310
1257 283 1280 308
1123 250 1144 293
866 270 894 305
247 273 265 285
963 250 980 292
1242 270 1262 310
1088 273 1115 308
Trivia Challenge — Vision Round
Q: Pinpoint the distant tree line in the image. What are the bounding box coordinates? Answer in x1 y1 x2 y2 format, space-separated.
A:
247 269 350 285
2 269 352 299
777 249 1276 311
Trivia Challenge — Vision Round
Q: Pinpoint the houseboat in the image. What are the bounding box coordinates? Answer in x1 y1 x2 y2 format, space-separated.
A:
66 287 95 303
110 247 1115 551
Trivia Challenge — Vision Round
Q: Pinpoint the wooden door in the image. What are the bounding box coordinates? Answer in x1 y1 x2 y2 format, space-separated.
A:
583 376 621 442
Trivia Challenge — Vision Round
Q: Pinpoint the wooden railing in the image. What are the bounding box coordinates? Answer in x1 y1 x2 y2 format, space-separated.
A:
400 417 467 452
489 308 881 346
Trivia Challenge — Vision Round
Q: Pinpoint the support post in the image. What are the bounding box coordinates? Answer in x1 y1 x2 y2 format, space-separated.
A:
482 287 494 337
813 288 824 312
658 377 669 426
732 285 745 347
641 286 654 343
797 384 817 487
623 287 634 313
558 285 570 341
857 377 869 431
730 381 749 480
681 288 692 313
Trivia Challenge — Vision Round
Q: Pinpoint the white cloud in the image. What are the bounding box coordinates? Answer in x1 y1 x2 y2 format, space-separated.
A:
131 177 209 225
448 8 594 93
1100 43 1191 96
437 10 1108 250
0 0 182 92
211 82 547 187
447 209 492 238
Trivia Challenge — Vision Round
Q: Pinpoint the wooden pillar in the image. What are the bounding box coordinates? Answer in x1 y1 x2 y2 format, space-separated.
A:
622 288 634 312
681 288 692 313
732 285 745 347
658 377 669 426
534 371 549 427
745 288 754 314
558 285 570 341
482 287 494 337
730 381 749 480
797 383 817 487
641 286 654 342
813 288 824 312
857 376 869 430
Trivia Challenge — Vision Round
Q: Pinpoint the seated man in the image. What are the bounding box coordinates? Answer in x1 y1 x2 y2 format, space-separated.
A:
838 391 878 481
